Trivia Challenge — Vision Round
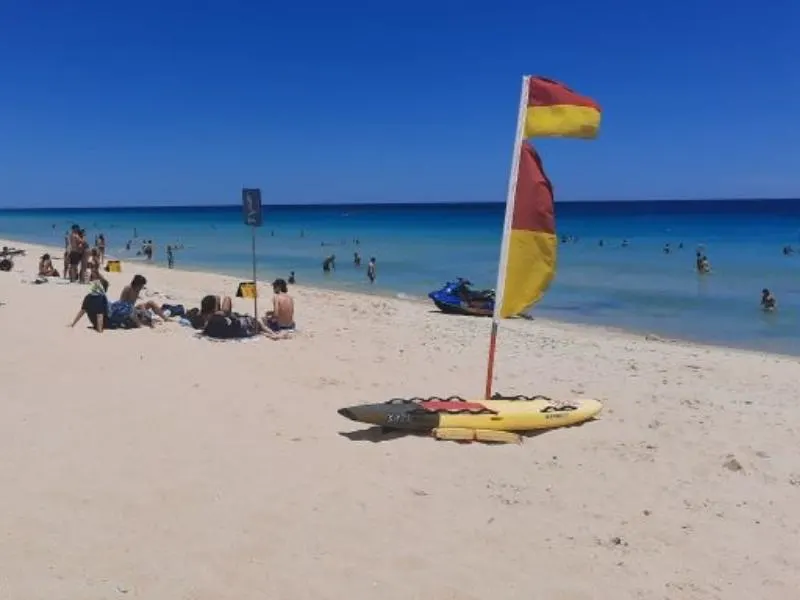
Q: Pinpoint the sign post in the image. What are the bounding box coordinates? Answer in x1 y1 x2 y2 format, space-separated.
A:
242 188 263 319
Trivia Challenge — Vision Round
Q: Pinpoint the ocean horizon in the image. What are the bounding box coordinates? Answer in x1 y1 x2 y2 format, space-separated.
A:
2 198 799 355
3 197 800 212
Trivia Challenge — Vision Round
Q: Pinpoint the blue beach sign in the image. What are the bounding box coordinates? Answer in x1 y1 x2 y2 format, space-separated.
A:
242 188 263 227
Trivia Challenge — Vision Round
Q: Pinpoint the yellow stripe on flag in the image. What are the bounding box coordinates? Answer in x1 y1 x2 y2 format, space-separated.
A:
525 105 601 139
498 143 557 318
500 229 557 318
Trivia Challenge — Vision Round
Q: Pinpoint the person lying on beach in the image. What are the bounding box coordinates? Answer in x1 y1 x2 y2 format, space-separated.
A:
189 294 282 340
761 288 777 311
189 294 234 329
108 274 166 328
1 246 25 257
38 254 60 277
263 278 295 333
70 279 113 332
203 312 268 339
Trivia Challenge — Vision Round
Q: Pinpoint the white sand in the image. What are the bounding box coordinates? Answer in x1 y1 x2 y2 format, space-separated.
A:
1 239 799 600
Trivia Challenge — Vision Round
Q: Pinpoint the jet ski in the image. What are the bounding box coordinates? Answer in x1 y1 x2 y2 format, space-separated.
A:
428 278 495 317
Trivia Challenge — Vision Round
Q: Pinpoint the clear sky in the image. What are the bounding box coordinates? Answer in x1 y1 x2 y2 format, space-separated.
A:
1 0 799 207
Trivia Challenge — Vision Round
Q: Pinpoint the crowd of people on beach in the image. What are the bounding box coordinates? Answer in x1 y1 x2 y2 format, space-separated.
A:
68 268 296 340
28 223 296 340
59 225 107 283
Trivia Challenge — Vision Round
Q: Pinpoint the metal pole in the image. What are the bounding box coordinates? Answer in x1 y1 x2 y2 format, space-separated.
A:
251 224 258 319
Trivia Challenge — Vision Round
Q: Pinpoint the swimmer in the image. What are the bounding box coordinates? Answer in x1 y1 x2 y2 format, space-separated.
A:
761 288 777 311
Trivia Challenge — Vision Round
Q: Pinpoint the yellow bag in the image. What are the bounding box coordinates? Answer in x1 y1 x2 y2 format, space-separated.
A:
236 281 257 298
106 260 122 273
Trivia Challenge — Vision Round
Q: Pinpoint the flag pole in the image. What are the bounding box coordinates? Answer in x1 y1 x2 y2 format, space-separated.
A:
484 75 532 399
251 223 258 320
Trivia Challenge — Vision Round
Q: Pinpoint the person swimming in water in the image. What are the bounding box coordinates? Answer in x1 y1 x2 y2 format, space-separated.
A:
322 254 336 273
761 288 777 311
695 251 711 274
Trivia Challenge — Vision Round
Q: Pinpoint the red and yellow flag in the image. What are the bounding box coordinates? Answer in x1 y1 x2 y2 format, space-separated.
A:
525 77 601 139
499 142 556 318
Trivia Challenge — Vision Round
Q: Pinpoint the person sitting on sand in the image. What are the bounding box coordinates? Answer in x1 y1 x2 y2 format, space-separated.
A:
108 274 166 328
69 278 112 332
38 254 60 277
263 278 295 333
761 288 777 311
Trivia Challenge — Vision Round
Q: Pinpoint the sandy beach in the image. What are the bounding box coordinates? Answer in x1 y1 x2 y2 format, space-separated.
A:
1 238 799 599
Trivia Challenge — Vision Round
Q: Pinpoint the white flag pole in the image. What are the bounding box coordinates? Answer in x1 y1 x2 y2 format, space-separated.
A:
484 75 531 400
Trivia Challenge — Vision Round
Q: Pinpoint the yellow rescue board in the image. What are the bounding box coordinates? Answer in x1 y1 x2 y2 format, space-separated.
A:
436 398 602 431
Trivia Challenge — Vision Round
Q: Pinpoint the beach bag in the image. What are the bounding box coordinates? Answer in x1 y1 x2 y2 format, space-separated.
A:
162 303 186 318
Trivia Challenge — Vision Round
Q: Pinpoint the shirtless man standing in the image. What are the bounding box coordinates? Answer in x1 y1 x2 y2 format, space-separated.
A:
264 278 295 332
67 225 83 282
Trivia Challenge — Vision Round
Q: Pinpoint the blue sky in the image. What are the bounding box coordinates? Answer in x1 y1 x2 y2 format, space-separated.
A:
1 0 799 207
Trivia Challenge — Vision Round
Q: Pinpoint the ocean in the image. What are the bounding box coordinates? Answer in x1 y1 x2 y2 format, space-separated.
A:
1 200 800 355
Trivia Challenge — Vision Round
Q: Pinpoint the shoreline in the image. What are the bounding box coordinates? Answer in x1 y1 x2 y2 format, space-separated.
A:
2 235 795 361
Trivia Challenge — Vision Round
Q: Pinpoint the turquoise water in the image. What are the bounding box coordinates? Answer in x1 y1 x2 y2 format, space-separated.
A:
2 200 800 355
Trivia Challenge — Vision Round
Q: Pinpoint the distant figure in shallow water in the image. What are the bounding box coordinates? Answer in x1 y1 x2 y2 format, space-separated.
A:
761 288 777 311
367 257 376 283
696 251 711 274
288 271 296 285
323 254 336 273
